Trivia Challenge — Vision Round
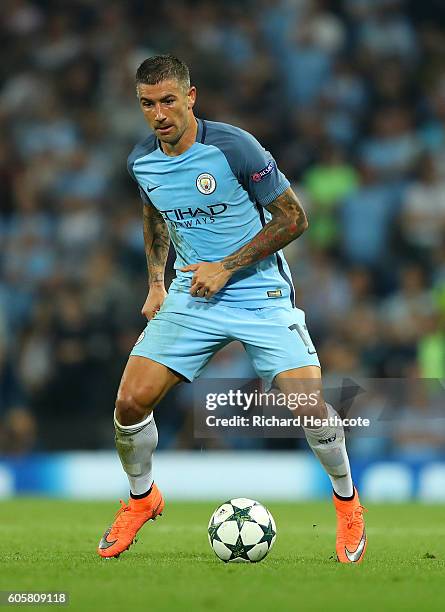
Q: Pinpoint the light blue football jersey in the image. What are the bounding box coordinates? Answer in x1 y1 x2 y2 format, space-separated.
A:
127 118 296 308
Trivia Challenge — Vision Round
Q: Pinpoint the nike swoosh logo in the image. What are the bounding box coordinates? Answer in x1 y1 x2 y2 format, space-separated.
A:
146 185 161 193
345 528 366 562
99 527 117 550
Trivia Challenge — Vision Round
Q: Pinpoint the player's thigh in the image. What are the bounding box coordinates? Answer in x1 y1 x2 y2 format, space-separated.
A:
117 355 182 415
274 364 321 389
130 290 229 383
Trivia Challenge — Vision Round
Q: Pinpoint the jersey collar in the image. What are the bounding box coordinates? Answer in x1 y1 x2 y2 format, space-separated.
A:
196 117 206 143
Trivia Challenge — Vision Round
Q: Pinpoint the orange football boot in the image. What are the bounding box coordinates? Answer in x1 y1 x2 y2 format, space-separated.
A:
333 487 367 563
98 483 164 558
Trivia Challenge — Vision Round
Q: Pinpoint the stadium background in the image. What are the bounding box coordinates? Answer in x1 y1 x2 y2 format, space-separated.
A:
0 0 444 500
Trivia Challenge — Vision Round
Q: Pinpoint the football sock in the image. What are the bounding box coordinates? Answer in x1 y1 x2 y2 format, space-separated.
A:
114 410 158 496
302 402 354 498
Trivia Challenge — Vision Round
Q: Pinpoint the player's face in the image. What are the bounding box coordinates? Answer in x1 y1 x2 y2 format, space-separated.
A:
137 79 196 146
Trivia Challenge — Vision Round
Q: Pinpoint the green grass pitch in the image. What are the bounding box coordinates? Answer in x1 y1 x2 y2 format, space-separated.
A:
0 499 444 611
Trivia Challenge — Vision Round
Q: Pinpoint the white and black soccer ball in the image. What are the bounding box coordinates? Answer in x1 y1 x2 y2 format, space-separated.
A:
208 498 276 563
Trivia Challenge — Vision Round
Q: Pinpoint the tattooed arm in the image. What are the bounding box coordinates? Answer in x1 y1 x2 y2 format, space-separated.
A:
181 187 308 298
141 202 170 319
143 201 170 286
222 187 307 273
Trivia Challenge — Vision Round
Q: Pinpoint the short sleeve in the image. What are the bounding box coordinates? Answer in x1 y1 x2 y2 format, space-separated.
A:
127 152 151 206
127 135 157 206
234 130 290 206
138 186 151 205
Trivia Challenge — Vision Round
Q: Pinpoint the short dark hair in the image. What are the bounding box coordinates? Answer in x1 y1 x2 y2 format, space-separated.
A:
135 54 190 91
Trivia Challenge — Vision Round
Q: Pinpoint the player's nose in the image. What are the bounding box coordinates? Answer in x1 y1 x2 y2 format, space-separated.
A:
154 103 166 122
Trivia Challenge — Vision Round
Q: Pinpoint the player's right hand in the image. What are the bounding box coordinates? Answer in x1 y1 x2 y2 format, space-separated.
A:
141 285 167 320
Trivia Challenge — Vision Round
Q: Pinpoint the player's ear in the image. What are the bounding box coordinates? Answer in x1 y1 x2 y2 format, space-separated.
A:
187 86 196 109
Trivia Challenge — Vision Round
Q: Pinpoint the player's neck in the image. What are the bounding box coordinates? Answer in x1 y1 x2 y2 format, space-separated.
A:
160 115 198 157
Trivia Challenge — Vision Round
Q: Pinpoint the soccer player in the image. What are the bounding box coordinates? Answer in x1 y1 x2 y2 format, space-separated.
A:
98 55 367 563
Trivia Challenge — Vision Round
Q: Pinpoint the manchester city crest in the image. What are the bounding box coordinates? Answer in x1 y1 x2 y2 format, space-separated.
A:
196 172 216 195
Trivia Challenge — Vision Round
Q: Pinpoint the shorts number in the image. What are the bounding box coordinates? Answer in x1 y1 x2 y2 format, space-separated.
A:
288 323 317 354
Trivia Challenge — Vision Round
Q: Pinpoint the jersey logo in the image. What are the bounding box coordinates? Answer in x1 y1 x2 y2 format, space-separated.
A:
146 184 161 193
251 160 275 182
196 173 216 195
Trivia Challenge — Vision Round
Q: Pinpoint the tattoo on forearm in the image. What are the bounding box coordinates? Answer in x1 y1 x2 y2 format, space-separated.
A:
143 203 170 285
222 188 307 272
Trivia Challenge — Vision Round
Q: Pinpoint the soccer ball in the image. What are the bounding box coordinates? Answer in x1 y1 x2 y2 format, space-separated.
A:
208 498 276 563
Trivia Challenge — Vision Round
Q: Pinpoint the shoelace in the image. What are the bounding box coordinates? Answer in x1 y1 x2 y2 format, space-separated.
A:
346 505 367 530
110 500 132 536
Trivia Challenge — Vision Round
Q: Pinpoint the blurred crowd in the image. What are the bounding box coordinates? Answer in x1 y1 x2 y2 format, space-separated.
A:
1 0 444 456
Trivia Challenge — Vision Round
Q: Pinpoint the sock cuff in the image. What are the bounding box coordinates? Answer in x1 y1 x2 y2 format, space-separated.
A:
114 409 154 433
130 482 154 499
333 487 356 502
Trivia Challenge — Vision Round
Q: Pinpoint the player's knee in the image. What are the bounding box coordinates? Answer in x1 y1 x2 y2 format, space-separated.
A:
115 393 152 426
296 397 327 421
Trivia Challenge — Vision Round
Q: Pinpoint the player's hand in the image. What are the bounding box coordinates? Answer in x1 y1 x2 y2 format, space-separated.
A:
141 285 167 320
180 262 232 299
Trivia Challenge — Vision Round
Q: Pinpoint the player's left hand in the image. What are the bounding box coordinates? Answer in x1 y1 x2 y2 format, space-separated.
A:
180 262 232 299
